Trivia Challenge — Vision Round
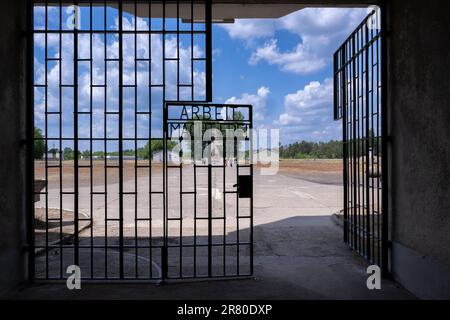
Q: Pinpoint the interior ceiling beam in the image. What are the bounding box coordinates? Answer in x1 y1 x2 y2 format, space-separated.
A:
34 1 377 20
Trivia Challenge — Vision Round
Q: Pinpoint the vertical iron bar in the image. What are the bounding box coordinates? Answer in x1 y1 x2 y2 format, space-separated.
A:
348 44 354 249
161 0 168 283
342 48 349 245
333 53 338 120
103 0 108 279
177 0 183 278
59 0 63 278
180 155 183 277
118 0 124 279
89 0 94 278
205 0 212 102
223 133 226 276
190 1 194 100
249 106 254 275
176 0 180 100
365 23 371 261
208 142 212 277
193 156 197 277
357 30 362 256
348 45 353 248
148 0 153 279
162 106 168 281
370 23 376 264
338 48 349 244
358 28 364 258
44 0 49 279
134 0 138 278
73 0 80 269
351 36 357 251
235 136 240 275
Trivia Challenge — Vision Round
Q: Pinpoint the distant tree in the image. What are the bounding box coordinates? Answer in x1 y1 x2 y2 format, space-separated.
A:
140 140 176 160
92 151 105 158
280 140 343 159
34 128 45 159
63 147 74 160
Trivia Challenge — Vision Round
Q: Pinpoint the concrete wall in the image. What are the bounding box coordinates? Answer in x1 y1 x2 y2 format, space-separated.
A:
388 0 450 299
0 0 27 297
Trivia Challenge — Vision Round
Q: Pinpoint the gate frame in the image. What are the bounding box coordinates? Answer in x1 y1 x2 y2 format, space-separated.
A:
26 0 212 282
333 4 390 276
162 101 254 280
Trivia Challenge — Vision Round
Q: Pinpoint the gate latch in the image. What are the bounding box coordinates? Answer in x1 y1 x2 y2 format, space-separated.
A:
233 175 252 198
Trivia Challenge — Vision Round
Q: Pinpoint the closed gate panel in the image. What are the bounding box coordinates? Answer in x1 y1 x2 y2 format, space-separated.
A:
164 102 253 279
30 0 211 281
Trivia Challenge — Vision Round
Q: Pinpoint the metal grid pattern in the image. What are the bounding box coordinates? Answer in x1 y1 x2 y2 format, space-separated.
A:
164 102 253 279
333 11 387 270
30 0 211 280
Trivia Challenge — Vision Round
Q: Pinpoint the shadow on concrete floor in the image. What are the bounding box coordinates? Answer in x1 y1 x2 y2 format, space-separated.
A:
10 216 414 300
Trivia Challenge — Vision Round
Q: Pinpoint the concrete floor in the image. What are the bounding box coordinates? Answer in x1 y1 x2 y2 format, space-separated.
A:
16 164 414 299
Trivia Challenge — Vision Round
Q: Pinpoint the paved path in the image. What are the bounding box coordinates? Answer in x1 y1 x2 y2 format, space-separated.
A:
22 168 415 299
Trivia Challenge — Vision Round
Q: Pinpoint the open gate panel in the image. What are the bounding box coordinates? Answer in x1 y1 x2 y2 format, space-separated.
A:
333 10 388 272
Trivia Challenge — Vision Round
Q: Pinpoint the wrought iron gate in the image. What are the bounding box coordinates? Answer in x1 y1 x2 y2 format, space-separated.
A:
29 0 214 281
163 102 253 279
333 10 388 273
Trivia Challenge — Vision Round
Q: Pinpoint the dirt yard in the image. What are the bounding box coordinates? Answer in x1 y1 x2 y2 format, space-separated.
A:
274 159 343 185
276 159 342 172
35 159 343 188
34 160 164 188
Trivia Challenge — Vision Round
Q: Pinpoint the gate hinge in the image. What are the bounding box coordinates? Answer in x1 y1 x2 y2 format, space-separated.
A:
385 240 393 248
21 30 31 38
381 30 391 38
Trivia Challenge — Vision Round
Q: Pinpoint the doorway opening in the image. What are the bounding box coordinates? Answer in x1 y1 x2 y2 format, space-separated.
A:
209 4 388 287
31 0 255 281
29 1 388 293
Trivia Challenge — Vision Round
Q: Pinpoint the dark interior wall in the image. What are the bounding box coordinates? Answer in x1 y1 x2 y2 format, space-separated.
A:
388 0 450 297
389 0 450 266
0 0 27 296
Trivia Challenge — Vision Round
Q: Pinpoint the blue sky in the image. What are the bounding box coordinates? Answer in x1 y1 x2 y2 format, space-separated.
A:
213 8 369 144
34 6 368 151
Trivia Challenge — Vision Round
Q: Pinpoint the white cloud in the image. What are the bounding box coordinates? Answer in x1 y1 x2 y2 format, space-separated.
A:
249 39 326 74
221 8 368 75
282 78 333 118
34 15 206 147
279 8 367 39
220 19 276 42
275 78 339 142
225 86 270 121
